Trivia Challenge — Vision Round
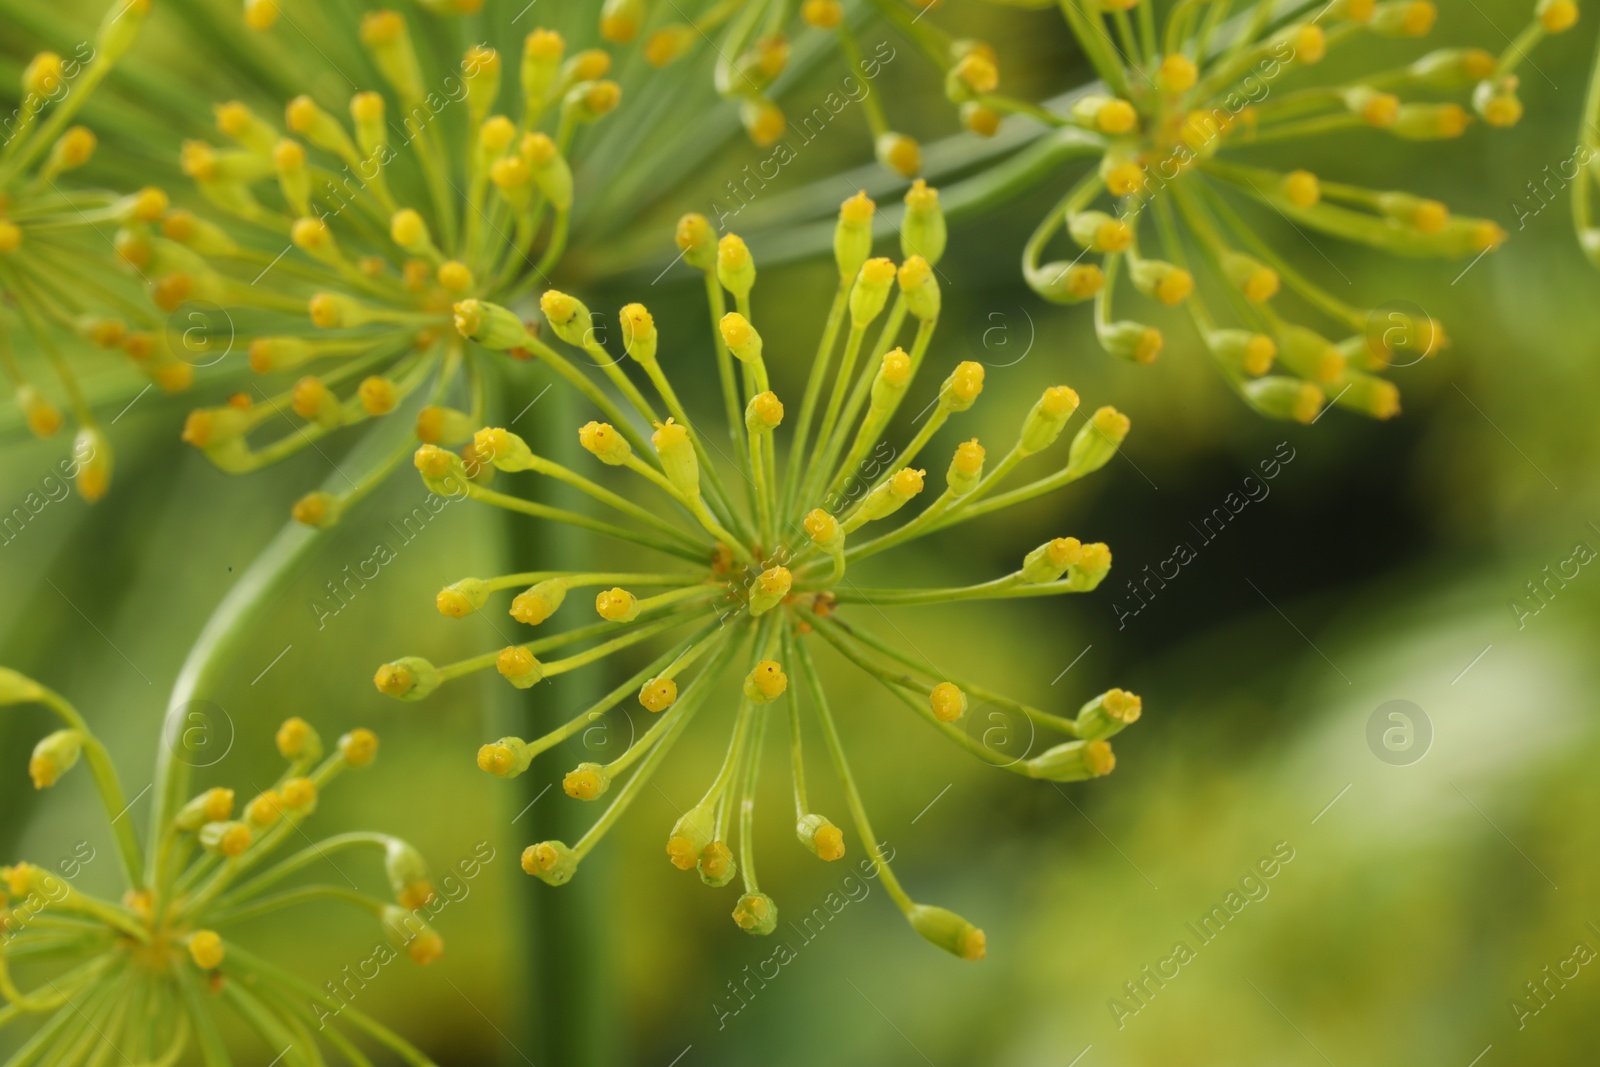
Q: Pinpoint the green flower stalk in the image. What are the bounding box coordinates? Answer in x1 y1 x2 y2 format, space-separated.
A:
1019 0 1509 423
374 184 1143 959
157 12 623 528
0 0 159 501
0 668 440 1065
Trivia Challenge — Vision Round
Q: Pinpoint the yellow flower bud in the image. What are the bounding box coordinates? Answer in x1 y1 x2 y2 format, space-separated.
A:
875 132 921 178
276 717 323 762
200 821 254 858
595 588 641 623
1018 386 1080 455
747 566 792 615
640 677 678 712
563 762 611 800
188 930 225 970
908 904 986 961
579 421 632 465
478 737 533 778
745 390 784 434
717 233 756 298
733 892 778 934
29 730 83 789
929 682 967 723
496 646 546 689
373 657 442 701
522 840 578 885
743 659 788 704
620 303 657 363
510 579 567 626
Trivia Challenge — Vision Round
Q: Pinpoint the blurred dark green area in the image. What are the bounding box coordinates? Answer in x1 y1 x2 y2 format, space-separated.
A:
4 0 1600 1064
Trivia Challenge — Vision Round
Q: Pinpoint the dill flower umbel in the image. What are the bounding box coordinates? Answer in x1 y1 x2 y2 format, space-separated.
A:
161 12 621 527
601 0 1037 174
0 667 440 1063
1019 0 1508 423
0 0 157 501
375 185 1142 958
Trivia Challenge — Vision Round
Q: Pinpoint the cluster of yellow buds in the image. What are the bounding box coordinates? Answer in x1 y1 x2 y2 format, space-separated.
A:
160 12 619 525
0 667 440 1063
1021 0 1508 423
374 184 1142 958
598 0 1032 174
1492 2 1600 264
0 0 154 501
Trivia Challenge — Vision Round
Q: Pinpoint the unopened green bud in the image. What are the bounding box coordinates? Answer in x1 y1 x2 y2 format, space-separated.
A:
1024 738 1116 782
539 289 593 346
385 839 435 910
562 762 612 801
1405 47 1496 91
908 904 986 961
97 0 150 62
870 349 913 410
29 729 83 790
361 11 426 102
496 646 546 689
521 28 565 107
1021 537 1084 584
413 443 470 495
745 391 785 434
285 95 358 158
652 420 700 496
1242 376 1325 424
850 257 897 324
1065 406 1130 478
373 656 443 702
451 299 531 348
852 468 925 527
667 804 717 870
718 313 763 364
436 578 491 618
175 787 235 832
902 179 947 265
276 717 323 763
1018 386 1080 455
796 814 846 860
473 427 536 471
1064 542 1112 591
1277 325 1346 385
620 303 658 363
897 256 940 321
835 191 876 281
478 737 534 778
525 133 573 210
511 579 568 625
1029 261 1105 304
1097 320 1164 365
462 45 502 125
676 214 718 271
947 439 985 496
1075 688 1143 741
698 841 737 887
733 892 779 935
747 566 792 616
742 660 789 704
717 233 756 299
522 840 578 885
1206 330 1277 377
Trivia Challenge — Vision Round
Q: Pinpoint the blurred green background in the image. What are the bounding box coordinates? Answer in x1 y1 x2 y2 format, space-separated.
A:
3 1 1598 1064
